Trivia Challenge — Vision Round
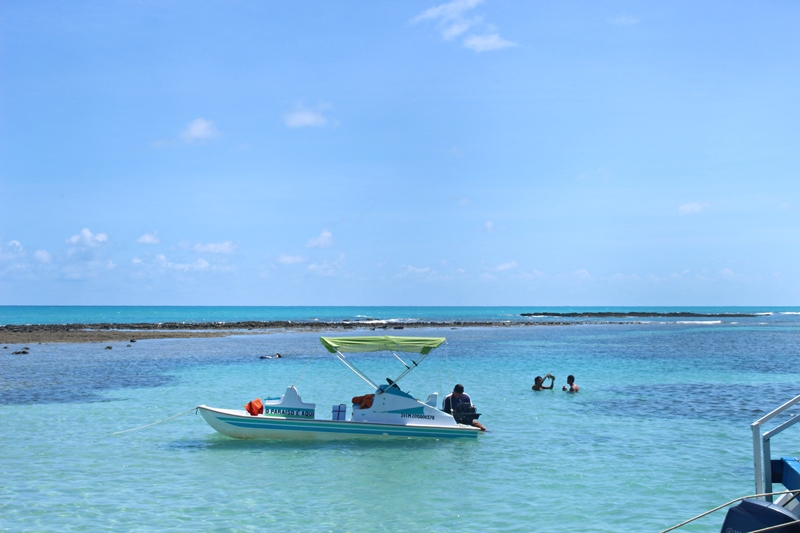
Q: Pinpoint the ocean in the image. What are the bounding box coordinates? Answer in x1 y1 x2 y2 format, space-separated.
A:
2 306 799 532
1 305 798 325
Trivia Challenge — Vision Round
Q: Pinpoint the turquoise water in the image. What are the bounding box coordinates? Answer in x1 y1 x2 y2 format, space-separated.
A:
2 309 800 531
2 305 800 325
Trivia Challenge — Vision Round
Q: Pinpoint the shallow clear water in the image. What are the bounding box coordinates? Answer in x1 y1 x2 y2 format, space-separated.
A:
2 320 800 531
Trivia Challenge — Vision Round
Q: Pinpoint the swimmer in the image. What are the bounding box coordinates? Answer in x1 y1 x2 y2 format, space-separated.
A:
532 374 555 391
562 375 580 393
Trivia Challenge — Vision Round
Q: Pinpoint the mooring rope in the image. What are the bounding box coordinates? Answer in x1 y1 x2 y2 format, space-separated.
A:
292 357 313 388
112 407 198 435
750 519 800 533
437 342 443 404
445 339 452 390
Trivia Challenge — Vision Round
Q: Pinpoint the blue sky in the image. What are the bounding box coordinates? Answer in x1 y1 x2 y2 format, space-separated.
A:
1 1 799 305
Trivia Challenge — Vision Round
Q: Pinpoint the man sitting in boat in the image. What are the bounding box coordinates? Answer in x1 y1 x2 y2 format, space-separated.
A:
442 384 471 414
443 384 486 431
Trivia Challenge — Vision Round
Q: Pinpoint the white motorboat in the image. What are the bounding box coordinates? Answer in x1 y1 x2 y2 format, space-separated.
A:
198 336 483 440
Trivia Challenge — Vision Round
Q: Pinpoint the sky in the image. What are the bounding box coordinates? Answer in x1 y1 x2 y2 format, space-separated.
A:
1 1 799 306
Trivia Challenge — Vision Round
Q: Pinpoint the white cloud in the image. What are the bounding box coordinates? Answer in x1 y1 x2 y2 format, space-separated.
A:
193 241 236 253
155 254 210 271
463 33 516 52
307 255 344 276
307 230 333 248
394 264 440 279
412 0 515 52
308 262 335 276
285 110 327 128
0 240 25 261
412 0 483 29
678 202 709 215
33 250 51 263
137 231 161 244
493 260 517 271
67 228 108 247
609 14 639 25
285 106 329 128
60 262 108 280
441 19 477 39
181 118 219 143
278 254 306 264
518 269 546 280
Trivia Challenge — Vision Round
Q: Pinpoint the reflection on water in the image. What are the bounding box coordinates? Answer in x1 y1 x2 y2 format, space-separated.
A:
0 345 185 404
0 336 315 405
166 434 480 454
594 383 798 423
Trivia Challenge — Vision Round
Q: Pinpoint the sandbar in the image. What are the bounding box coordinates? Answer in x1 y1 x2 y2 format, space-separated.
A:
0 320 576 345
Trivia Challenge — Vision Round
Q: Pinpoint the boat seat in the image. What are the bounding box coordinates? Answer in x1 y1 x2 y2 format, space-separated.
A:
424 392 438 407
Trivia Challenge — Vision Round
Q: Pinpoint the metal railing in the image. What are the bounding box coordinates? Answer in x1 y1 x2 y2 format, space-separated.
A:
752 392 800 501
662 394 800 532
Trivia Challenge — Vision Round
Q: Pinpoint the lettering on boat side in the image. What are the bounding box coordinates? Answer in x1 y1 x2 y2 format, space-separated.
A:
265 408 314 417
400 413 435 420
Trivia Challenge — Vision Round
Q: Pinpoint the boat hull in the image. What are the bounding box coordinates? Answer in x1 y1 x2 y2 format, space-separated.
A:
198 406 480 440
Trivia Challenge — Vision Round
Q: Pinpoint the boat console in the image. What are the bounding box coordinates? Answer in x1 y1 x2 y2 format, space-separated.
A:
261 386 315 419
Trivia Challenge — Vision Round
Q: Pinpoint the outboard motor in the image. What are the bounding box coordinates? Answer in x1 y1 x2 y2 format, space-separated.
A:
453 403 481 426
719 498 800 532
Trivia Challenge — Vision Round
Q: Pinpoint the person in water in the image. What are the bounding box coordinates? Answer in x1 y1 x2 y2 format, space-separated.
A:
562 375 580 393
532 374 555 391
442 383 472 414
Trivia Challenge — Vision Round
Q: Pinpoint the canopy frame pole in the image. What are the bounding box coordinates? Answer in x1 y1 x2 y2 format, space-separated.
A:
335 351 378 390
389 352 429 386
390 350 411 369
